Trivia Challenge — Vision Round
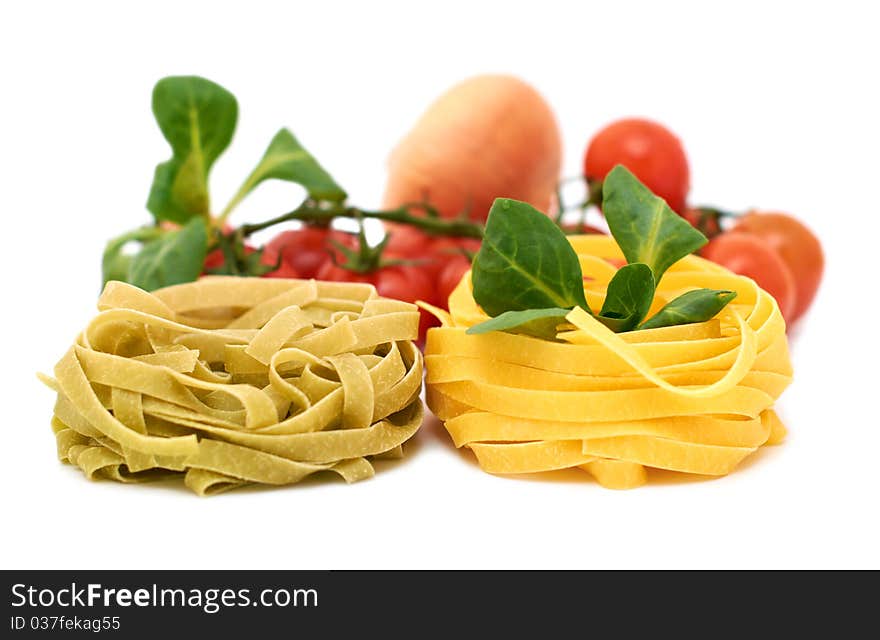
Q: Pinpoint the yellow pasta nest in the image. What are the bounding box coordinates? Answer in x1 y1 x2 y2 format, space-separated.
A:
425 235 793 489
41 277 423 495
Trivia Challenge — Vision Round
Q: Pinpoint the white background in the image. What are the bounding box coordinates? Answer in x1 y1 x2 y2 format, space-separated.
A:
1 0 878 569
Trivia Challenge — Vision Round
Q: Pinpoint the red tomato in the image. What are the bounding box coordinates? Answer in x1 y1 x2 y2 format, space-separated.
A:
584 118 690 213
732 212 823 322
425 236 479 279
384 223 480 270
702 233 797 321
203 248 227 271
262 227 357 279
436 254 471 307
315 257 438 340
262 262 301 279
376 266 434 306
313 262 372 284
384 223 433 257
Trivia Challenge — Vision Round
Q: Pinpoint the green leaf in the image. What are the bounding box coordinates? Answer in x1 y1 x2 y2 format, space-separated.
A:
466 308 572 340
103 249 132 287
221 128 347 219
598 263 655 332
602 165 707 284
640 289 737 330
128 218 208 291
101 227 162 287
146 76 238 223
471 198 590 317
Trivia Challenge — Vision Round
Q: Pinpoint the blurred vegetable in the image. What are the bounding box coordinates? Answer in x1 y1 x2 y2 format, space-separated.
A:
383 75 562 221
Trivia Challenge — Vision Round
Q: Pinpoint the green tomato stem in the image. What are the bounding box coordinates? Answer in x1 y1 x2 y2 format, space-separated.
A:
215 178 256 227
239 200 485 239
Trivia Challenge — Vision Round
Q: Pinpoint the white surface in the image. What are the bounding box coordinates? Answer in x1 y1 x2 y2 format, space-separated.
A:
1 0 878 570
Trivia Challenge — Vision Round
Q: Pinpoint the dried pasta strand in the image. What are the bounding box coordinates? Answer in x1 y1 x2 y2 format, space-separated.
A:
424 235 792 488
41 277 423 495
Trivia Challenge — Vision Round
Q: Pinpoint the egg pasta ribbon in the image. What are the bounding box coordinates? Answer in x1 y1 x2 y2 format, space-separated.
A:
425 235 792 489
41 277 423 495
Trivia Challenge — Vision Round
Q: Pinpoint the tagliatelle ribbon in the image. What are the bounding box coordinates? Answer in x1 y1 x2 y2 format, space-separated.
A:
41 277 423 495
424 235 792 489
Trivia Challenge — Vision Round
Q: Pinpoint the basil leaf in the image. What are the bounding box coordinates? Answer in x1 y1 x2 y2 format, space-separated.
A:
602 165 707 284
640 289 737 330
598 263 655 332
466 308 571 340
221 128 347 218
101 227 162 287
472 198 589 317
128 218 208 291
146 76 238 223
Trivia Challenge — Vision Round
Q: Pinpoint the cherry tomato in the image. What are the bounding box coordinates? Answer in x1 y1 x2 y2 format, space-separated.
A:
377 264 439 340
732 212 823 322
313 262 372 284
702 233 797 321
262 262 301 279
436 254 471 307
584 118 690 213
262 227 358 279
383 223 480 275
384 223 433 257
376 266 434 306
426 240 461 276
203 248 227 272
261 227 332 279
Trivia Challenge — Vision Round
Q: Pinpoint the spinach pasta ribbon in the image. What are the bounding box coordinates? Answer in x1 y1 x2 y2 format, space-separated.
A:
424 235 792 489
41 277 423 495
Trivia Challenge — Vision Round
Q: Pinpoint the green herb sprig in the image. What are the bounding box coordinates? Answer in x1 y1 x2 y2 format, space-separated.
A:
467 165 736 338
103 76 483 291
